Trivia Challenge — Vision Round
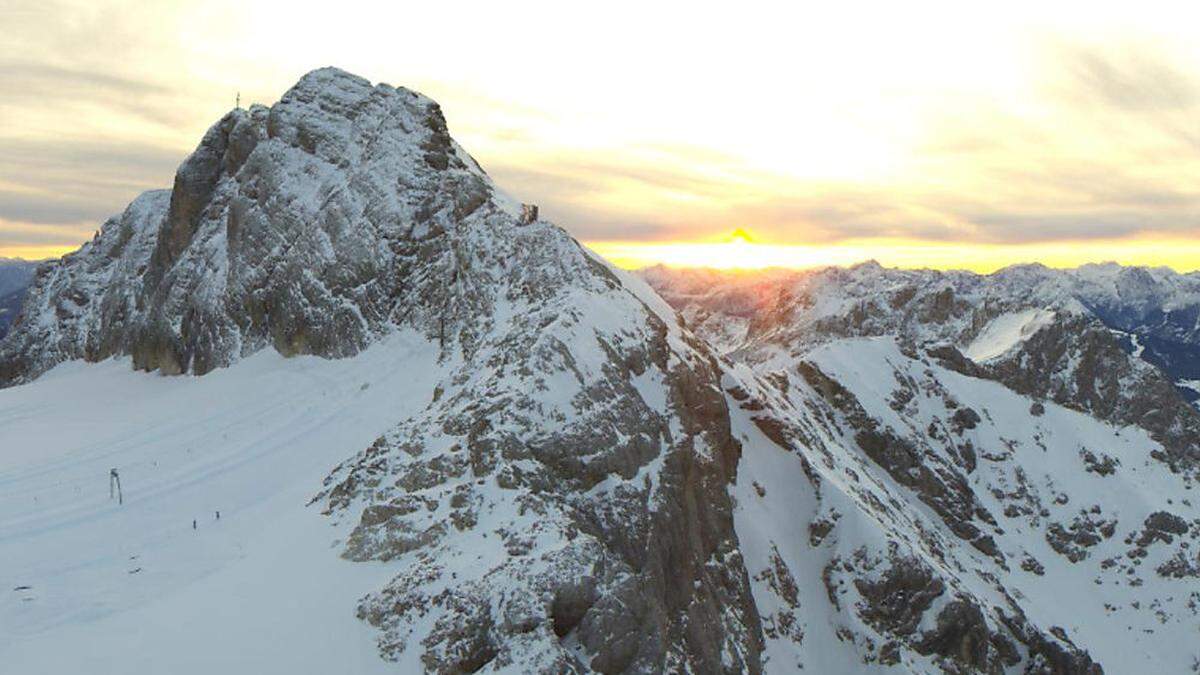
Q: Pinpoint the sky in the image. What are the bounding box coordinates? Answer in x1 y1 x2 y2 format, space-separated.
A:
2 0 1199 271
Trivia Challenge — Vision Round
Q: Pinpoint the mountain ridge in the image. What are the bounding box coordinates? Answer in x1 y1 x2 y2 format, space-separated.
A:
0 257 36 340
642 260 1200 406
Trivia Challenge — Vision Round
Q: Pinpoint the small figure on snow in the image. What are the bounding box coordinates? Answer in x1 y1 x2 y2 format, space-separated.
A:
109 468 123 505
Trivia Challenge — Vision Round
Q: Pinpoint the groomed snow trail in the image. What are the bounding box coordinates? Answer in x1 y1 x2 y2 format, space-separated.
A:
0 331 443 674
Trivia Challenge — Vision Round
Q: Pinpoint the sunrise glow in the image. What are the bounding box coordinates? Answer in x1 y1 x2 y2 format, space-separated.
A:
3 1 1200 271
589 234 1200 273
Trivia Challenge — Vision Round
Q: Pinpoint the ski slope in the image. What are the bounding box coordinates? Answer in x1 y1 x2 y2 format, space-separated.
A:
0 331 445 674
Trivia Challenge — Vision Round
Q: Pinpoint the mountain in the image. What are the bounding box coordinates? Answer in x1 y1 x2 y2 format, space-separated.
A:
0 258 36 339
1 67 763 673
644 261 1200 412
1 66 1197 673
645 262 1200 671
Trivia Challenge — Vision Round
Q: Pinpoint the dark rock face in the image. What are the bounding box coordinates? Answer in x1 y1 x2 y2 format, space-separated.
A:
950 407 981 432
1138 511 1189 547
915 600 995 670
853 559 945 636
996 607 1103 675
321 299 764 673
1045 513 1117 563
797 361 999 558
825 552 1099 674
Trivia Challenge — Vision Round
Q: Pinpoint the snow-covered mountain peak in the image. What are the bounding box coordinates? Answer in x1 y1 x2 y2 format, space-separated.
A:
1 68 771 673
263 66 476 179
0 68 542 385
285 65 377 98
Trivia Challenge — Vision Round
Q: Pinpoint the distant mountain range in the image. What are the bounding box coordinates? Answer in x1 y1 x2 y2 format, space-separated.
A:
0 257 37 339
642 261 1200 408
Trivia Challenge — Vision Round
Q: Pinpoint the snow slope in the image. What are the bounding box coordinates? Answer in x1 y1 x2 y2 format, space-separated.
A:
726 337 1200 672
961 308 1056 363
0 331 443 673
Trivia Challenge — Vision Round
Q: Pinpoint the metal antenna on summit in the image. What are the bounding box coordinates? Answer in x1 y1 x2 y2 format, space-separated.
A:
109 468 123 505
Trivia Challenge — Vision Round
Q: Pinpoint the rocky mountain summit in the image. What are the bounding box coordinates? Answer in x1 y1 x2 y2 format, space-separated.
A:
2 68 537 384
3 68 1199 672
1 68 763 673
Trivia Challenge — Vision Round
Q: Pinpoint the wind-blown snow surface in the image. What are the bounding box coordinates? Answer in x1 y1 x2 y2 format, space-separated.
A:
0 332 441 673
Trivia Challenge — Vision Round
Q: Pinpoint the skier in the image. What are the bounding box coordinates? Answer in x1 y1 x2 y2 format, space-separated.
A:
109 468 123 505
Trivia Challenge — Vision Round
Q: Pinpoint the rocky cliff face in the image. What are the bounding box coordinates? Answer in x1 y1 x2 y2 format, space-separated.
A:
0 68 766 673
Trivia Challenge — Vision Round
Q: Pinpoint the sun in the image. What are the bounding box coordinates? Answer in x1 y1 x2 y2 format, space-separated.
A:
591 229 843 270
721 229 760 269
728 228 754 244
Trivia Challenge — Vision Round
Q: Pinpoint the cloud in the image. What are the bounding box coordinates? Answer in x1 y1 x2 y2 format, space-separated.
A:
1046 42 1200 156
1 7 1199 261
0 61 194 129
0 137 183 230
487 162 681 241
476 40 1200 248
0 138 182 187
0 219 95 247
1061 45 1200 113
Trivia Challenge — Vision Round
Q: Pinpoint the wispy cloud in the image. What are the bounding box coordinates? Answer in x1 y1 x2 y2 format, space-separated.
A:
0 137 184 235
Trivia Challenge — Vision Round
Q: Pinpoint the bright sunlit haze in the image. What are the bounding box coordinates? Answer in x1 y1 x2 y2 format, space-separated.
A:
2 0 1199 271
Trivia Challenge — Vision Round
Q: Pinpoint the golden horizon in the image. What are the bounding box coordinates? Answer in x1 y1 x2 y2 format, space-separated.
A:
587 234 1200 274
9 233 1199 275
